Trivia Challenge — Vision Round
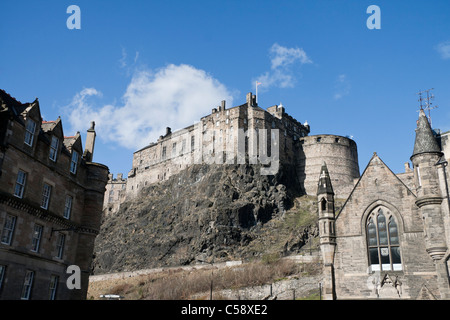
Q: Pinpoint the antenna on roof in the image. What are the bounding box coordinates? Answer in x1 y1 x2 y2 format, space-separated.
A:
416 88 438 127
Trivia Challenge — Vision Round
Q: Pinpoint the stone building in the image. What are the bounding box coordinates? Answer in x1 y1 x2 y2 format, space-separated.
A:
0 89 109 300
105 92 360 213
103 173 127 215
318 108 450 300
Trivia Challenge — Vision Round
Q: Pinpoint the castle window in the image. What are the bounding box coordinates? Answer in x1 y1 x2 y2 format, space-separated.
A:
366 208 402 272
24 119 36 146
191 136 195 151
162 146 167 160
49 136 59 161
317 137 321 142
172 142 177 157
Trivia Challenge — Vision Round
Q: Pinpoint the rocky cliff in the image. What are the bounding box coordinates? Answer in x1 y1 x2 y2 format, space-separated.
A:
92 163 323 275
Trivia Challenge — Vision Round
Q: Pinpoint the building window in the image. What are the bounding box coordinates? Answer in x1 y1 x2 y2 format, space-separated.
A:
56 233 65 259
63 195 73 219
0 265 5 291
21 270 34 300
49 275 59 300
321 198 327 212
191 136 195 151
1 215 16 245
24 119 36 146
162 146 167 160
416 165 422 187
14 170 27 198
366 207 402 272
172 142 177 157
41 184 52 209
49 136 59 161
31 224 43 252
70 150 78 174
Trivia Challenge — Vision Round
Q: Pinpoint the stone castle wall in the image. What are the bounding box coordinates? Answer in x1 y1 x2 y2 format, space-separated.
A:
105 93 361 212
298 134 360 199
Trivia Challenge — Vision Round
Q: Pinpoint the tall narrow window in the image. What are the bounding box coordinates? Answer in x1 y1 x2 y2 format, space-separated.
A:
191 136 195 151
1 215 16 245
0 265 5 291
48 275 59 300
14 170 27 198
63 195 73 219
416 165 422 187
70 151 78 174
162 146 167 160
321 198 327 212
24 119 36 146
21 270 34 300
31 224 43 252
49 136 59 161
56 233 65 259
41 184 52 209
172 142 177 157
366 207 402 271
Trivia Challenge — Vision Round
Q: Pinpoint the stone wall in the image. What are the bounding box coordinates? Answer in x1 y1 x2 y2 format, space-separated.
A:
297 134 360 199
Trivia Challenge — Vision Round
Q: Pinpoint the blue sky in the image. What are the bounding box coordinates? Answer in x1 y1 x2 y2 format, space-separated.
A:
1 0 450 177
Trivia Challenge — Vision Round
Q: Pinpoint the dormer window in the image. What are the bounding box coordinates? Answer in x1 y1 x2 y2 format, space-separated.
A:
70 150 78 174
24 119 36 146
49 136 59 161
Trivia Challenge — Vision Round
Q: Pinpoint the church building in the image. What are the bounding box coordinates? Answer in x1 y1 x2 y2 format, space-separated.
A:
318 108 450 299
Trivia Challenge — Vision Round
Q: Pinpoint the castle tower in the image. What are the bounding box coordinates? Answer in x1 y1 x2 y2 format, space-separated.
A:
317 161 336 300
410 109 447 261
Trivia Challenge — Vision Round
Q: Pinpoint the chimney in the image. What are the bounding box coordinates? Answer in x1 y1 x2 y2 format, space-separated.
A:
84 121 96 162
166 127 171 136
246 92 253 107
221 100 226 110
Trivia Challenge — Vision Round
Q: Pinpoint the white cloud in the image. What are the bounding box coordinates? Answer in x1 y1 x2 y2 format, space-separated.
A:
333 74 351 100
63 64 233 150
270 43 312 69
436 41 450 60
254 43 312 90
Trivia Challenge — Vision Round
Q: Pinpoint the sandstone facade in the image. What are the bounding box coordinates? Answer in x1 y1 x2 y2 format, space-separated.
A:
0 90 109 300
318 109 450 300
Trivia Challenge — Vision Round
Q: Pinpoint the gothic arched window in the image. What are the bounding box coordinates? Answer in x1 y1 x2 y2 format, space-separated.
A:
366 207 402 272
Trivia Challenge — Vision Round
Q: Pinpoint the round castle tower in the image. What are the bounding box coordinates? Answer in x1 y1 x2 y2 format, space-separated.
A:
297 134 360 199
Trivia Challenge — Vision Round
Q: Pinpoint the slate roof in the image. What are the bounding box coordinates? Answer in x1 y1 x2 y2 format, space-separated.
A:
317 161 334 195
412 109 441 157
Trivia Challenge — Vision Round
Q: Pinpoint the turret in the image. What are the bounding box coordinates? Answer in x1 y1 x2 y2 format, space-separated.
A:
317 162 336 300
410 109 447 260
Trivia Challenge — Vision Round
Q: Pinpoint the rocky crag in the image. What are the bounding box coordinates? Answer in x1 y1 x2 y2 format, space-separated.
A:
92 163 334 275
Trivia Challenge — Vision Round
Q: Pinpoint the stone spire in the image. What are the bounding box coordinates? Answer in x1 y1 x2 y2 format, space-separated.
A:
412 109 441 157
317 162 334 195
